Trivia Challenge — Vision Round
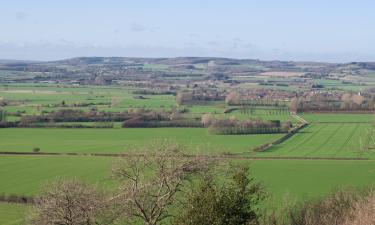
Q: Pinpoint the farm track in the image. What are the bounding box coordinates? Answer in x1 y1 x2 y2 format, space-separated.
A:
280 124 327 155
0 151 370 161
334 123 360 156
305 123 344 157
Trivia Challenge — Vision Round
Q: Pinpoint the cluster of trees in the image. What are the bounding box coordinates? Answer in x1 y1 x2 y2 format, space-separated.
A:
0 108 205 129
176 90 225 106
122 109 202 128
20 109 132 125
122 117 202 128
202 114 291 135
132 89 176 95
0 121 17 128
239 106 289 115
290 93 375 112
19 108 184 126
225 90 291 107
26 142 265 225
0 109 6 121
25 122 114 129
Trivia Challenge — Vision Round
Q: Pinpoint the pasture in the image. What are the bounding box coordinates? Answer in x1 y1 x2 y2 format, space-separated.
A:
0 203 26 225
0 128 283 154
258 123 374 158
299 113 374 123
0 156 374 200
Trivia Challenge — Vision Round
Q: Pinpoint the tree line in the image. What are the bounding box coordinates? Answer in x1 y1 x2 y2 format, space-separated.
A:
202 114 292 135
289 93 375 113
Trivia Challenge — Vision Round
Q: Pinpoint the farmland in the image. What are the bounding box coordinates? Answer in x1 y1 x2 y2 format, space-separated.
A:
0 128 283 154
258 123 374 158
1 156 375 200
0 58 375 224
0 203 26 225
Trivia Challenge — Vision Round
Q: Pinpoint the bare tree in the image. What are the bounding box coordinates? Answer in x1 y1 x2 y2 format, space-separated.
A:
27 179 118 225
176 91 193 106
112 141 209 225
201 113 214 127
289 97 299 113
351 94 364 106
225 91 240 105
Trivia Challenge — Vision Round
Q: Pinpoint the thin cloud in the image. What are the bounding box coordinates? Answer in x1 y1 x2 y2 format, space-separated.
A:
15 11 28 20
130 22 157 32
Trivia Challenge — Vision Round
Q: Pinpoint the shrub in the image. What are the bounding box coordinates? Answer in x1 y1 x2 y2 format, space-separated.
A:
261 188 375 225
32 147 41 153
173 165 265 225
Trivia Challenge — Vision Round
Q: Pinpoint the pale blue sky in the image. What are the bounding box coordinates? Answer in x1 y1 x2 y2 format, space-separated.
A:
1 0 374 62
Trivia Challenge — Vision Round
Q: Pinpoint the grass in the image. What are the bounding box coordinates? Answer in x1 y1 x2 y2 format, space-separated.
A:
0 128 283 154
250 159 375 200
1 156 375 201
0 203 26 225
258 123 375 158
299 113 374 123
0 156 114 196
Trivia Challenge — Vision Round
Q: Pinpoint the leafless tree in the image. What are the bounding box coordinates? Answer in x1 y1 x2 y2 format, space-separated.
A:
225 91 240 105
176 91 193 106
112 141 209 225
201 113 214 127
351 94 364 106
289 97 299 113
26 179 118 225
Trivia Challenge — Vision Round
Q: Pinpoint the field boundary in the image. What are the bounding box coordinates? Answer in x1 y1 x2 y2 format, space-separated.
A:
311 122 371 124
299 110 375 114
0 151 369 161
252 113 309 152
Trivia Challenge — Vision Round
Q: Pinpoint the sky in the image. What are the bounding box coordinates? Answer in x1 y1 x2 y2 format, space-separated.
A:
1 0 375 62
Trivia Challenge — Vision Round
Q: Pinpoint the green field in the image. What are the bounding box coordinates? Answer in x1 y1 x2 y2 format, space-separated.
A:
258 123 374 158
1 156 374 200
0 156 114 196
0 128 283 154
299 113 374 123
0 203 26 225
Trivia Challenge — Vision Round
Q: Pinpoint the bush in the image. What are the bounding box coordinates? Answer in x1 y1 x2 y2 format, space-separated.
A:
32 147 41 153
173 165 265 225
261 188 375 225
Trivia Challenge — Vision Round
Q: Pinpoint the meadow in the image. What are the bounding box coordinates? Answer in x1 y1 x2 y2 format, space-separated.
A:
1 156 375 199
258 123 374 158
299 113 374 123
0 203 26 225
0 128 283 154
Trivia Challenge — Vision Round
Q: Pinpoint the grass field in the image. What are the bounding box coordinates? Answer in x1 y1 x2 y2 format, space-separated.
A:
299 113 374 123
0 203 26 225
258 123 374 158
1 156 374 200
0 156 114 196
0 128 283 154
